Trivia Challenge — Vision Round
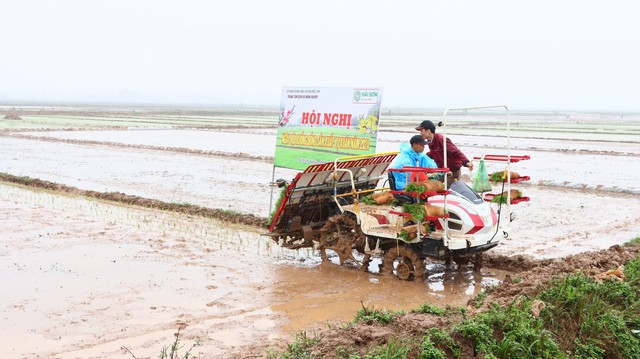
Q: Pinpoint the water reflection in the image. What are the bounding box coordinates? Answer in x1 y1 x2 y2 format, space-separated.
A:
426 263 503 297
268 255 509 333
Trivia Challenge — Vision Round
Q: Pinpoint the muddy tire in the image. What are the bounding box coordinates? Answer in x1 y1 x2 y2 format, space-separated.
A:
472 253 484 272
453 256 470 266
317 214 367 270
381 245 425 281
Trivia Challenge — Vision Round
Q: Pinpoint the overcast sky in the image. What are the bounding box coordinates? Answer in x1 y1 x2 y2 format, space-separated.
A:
2 1 639 111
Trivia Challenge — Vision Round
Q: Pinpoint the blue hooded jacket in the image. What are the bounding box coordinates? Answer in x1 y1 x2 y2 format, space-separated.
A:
389 142 438 190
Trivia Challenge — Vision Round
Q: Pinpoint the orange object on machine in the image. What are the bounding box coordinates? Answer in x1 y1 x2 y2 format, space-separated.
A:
410 171 429 183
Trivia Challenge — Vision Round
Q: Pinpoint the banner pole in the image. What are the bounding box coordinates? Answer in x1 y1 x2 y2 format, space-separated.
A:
268 164 276 216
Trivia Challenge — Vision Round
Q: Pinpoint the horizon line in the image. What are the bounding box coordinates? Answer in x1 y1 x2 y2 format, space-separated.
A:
0 100 638 115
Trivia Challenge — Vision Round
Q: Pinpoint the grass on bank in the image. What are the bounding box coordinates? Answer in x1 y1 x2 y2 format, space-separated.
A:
122 328 201 359
268 253 640 358
625 236 640 246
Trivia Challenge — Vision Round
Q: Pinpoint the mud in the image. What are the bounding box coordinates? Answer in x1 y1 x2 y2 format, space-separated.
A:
0 132 275 162
2 177 639 358
271 244 640 358
0 183 506 358
0 172 268 228
1 108 639 357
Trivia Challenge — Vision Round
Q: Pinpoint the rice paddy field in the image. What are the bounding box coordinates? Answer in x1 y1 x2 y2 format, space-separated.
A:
1 105 639 357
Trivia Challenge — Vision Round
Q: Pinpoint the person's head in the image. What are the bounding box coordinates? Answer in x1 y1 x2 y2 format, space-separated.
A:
409 134 427 153
415 120 436 141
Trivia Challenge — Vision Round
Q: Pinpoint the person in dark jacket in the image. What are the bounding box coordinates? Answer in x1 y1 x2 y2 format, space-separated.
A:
415 120 473 183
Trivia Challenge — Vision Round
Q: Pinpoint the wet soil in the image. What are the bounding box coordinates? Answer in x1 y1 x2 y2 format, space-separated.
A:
0 172 268 228
0 183 506 358
3 178 639 358
1 109 639 357
262 244 640 358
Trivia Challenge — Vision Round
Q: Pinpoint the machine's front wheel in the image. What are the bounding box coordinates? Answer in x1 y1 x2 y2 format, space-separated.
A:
453 256 470 267
472 253 484 272
452 254 483 272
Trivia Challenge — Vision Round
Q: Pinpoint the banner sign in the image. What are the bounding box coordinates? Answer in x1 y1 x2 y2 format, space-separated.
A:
274 86 383 170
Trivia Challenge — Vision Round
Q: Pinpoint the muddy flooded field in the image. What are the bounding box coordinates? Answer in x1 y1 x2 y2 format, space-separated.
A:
0 183 507 358
1 108 639 357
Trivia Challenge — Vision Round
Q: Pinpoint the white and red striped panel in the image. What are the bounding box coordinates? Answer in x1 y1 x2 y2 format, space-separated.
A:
295 154 397 189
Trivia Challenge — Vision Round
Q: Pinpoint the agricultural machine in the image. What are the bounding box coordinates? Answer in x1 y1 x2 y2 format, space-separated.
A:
265 105 523 280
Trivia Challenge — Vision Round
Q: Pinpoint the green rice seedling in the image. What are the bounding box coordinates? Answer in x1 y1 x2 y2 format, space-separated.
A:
491 194 507 204
401 202 427 222
268 186 287 226
361 194 377 205
398 230 411 242
490 171 505 182
405 182 427 195
265 239 272 257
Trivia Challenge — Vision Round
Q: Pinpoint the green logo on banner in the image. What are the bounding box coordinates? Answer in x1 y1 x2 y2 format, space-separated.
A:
353 89 378 104
354 90 362 102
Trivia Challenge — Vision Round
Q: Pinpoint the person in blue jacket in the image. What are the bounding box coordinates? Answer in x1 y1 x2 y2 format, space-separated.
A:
389 135 438 190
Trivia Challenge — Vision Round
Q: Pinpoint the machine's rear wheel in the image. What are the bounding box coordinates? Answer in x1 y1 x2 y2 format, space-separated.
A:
381 245 425 281
317 214 368 270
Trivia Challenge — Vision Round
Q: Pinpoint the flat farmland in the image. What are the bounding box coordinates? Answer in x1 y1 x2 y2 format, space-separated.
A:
1 106 639 357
